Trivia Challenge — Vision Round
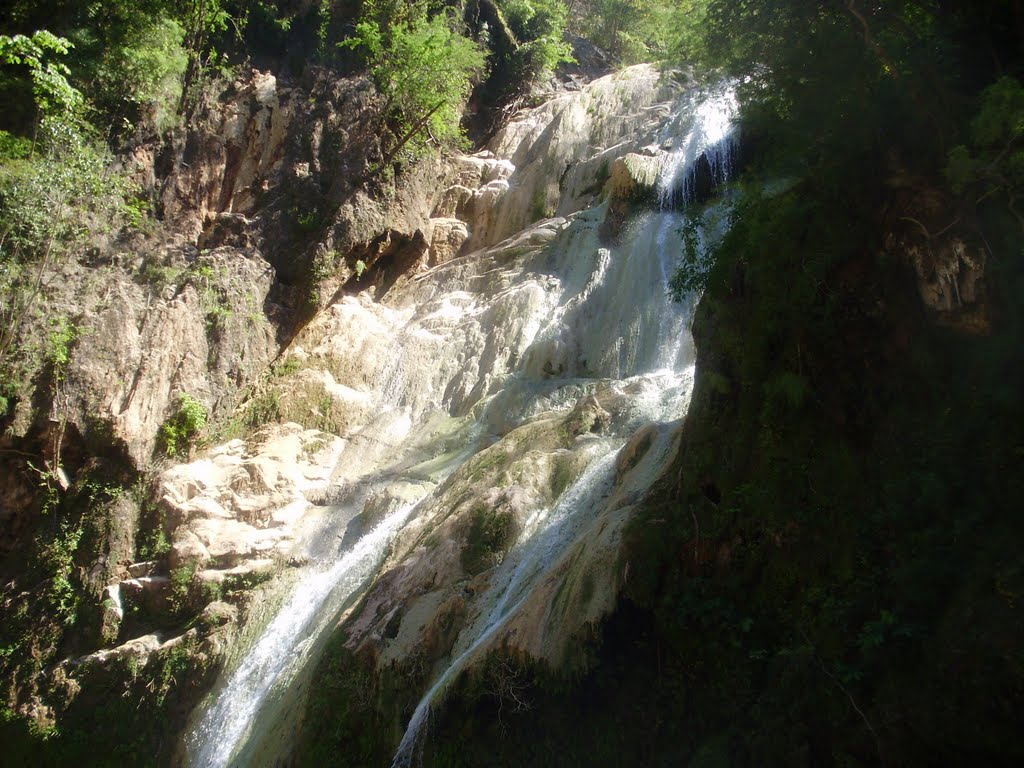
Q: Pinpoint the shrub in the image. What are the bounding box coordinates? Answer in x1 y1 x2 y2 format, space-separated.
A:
0 115 132 372
157 394 208 458
342 2 487 159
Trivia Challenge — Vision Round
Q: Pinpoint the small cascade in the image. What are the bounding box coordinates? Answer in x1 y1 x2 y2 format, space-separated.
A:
391 449 622 768
653 212 690 370
391 410 686 767
657 83 739 209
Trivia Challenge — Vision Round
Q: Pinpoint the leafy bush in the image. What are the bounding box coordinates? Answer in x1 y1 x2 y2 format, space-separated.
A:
946 76 1024 230
573 0 692 65
39 516 84 627
157 394 208 458
343 2 487 159
0 131 32 161
46 315 80 381
0 31 84 124
500 0 573 78
86 16 189 132
0 115 131 376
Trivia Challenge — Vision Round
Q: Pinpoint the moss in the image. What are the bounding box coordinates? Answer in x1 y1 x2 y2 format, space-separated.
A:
298 636 430 768
461 505 517 576
0 632 214 767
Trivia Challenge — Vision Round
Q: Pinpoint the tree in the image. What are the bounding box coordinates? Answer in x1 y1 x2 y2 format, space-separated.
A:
176 0 238 115
946 76 1024 231
343 2 487 161
572 0 686 64
82 14 189 133
0 31 84 148
499 0 573 77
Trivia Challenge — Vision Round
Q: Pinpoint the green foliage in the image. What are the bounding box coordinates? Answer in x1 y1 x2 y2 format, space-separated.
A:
305 248 333 309
38 510 85 627
0 131 32 160
575 0 696 65
157 393 208 458
244 388 281 428
500 0 573 77
46 315 80 381
669 211 710 297
0 31 84 123
87 16 189 132
0 119 122 256
139 526 171 560
343 2 487 157
272 356 302 377
0 115 131 382
291 205 322 233
178 0 243 111
946 76 1024 229
185 261 234 333
168 560 198 616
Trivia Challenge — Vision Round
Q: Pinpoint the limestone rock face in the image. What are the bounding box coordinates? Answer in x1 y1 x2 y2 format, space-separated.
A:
906 237 988 331
608 152 663 202
458 65 684 251
64 245 280 464
427 218 470 265
158 423 344 576
601 151 664 241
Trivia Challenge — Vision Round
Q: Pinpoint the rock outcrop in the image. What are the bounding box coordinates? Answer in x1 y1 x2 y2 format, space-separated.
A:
158 423 344 578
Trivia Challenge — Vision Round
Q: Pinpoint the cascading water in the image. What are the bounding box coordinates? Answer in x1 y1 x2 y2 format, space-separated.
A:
183 66 738 767
187 504 415 768
391 448 621 768
657 82 739 209
386 81 739 767
391 421 684 768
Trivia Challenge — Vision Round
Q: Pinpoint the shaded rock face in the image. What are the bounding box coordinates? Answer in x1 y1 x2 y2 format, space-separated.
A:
140 68 449 287
158 71 290 243
898 231 988 332
885 183 990 333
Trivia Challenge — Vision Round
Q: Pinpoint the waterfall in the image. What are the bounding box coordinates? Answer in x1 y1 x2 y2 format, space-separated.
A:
182 66 738 768
384 81 738 767
390 419 684 768
391 449 622 768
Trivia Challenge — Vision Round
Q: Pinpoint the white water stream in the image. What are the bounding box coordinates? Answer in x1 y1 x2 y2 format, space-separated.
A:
187 504 415 768
388 80 739 767
185 67 738 768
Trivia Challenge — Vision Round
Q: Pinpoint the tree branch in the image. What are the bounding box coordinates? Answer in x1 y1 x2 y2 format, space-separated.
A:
379 100 447 168
843 0 902 80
